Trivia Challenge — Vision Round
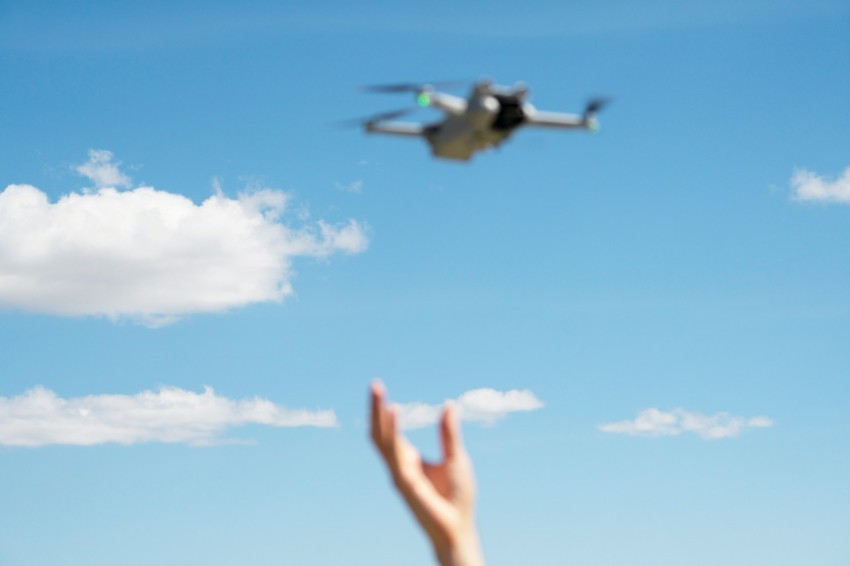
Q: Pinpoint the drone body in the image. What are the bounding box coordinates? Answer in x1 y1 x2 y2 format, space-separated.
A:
362 80 606 161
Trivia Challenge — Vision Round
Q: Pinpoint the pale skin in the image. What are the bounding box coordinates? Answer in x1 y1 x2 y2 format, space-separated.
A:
370 381 486 566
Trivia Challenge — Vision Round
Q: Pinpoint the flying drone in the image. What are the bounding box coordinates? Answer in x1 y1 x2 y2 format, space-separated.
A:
357 80 608 161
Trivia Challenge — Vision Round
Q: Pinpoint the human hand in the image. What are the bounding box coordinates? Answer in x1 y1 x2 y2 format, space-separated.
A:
370 381 485 566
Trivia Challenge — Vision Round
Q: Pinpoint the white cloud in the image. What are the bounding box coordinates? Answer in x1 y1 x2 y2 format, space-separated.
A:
790 167 850 203
0 150 369 326
395 388 544 430
598 408 774 439
746 416 775 428
75 149 131 189
0 386 338 447
334 180 364 194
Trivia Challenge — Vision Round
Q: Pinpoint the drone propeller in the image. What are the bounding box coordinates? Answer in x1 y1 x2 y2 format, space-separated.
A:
366 107 419 122
360 80 467 94
335 107 419 128
584 97 611 117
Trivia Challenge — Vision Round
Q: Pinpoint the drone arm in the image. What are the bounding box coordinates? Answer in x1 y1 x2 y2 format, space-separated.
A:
421 91 467 115
523 110 589 129
365 121 425 137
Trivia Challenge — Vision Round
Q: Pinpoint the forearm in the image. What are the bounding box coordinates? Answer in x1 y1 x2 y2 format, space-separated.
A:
433 528 485 566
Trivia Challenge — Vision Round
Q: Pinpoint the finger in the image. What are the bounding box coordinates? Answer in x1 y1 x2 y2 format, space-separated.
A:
386 406 409 473
371 381 395 455
387 404 399 448
440 401 462 461
370 381 385 445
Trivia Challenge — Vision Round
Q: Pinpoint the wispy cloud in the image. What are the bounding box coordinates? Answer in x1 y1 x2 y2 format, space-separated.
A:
0 386 338 447
790 167 850 203
395 388 543 430
598 408 774 439
0 150 369 326
334 180 363 194
75 149 131 189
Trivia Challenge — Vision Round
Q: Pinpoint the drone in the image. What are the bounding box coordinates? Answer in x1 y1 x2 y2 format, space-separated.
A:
357 80 608 161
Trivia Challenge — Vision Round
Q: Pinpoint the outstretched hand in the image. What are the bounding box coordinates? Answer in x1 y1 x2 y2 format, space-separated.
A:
370 381 485 566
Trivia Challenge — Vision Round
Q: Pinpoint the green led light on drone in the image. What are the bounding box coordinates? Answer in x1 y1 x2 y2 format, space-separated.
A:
417 93 431 108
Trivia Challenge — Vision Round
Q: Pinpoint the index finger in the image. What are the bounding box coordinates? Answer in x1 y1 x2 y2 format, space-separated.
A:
370 380 388 447
440 401 463 461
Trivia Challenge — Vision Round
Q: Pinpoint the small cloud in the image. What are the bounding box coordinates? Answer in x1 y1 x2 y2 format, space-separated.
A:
75 149 131 189
0 386 338 447
790 167 850 203
598 408 774 440
0 151 369 326
746 416 774 428
395 388 543 430
316 219 369 254
334 180 364 194
396 402 442 430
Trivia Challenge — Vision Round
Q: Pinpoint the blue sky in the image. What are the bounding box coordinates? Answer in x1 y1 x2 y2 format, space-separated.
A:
1 1 849 564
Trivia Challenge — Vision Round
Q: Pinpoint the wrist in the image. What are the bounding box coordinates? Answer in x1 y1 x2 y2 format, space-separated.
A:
434 527 485 566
